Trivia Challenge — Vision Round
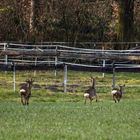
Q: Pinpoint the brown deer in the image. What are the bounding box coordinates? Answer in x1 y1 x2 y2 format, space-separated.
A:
84 77 98 104
20 79 34 105
111 84 125 103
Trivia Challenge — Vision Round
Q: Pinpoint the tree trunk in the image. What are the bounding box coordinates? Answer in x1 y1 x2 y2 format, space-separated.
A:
29 0 35 37
112 0 134 42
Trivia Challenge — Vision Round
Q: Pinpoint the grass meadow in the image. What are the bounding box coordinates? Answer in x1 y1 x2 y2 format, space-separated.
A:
0 70 140 140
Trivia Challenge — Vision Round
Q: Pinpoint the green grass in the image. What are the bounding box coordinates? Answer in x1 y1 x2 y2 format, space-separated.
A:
0 70 140 140
0 100 140 140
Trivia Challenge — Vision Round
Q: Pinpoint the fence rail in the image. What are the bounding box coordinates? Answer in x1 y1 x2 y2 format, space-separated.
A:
0 42 140 72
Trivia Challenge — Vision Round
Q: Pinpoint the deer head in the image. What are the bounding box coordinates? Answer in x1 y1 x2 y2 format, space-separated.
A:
26 78 34 88
119 84 125 94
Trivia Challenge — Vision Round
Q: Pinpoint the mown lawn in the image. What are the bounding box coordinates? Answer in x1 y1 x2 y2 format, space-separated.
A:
0 70 140 140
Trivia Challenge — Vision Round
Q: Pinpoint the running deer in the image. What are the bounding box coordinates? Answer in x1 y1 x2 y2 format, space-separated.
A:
111 84 125 103
84 77 98 104
20 79 34 105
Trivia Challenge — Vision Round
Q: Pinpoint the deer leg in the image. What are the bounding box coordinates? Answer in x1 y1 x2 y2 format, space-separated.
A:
27 101 29 105
21 97 24 105
113 95 117 103
25 97 29 105
23 98 26 105
95 95 98 102
27 93 31 105
117 97 120 102
24 98 27 105
118 94 122 102
90 99 92 104
84 97 87 104
90 97 94 104
21 95 25 105
26 97 29 105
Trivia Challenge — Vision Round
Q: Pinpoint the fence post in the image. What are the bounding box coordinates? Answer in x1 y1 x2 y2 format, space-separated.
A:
102 46 105 77
4 43 8 74
64 64 67 93
12 62 16 92
112 62 116 89
34 57 37 76
102 60 106 77
4 43 8 65
55 46 58 76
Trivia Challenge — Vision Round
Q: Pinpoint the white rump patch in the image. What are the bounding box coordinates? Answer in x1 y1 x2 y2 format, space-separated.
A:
20 89 26 93
111 90 117 94
84 93 89 97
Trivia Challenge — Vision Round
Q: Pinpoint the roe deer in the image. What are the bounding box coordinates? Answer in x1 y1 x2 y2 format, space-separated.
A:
111 84 125 103
20 79 34 105
84 77 98 104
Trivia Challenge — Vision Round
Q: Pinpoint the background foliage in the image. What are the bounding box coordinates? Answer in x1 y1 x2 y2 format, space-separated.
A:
0 0 139 42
